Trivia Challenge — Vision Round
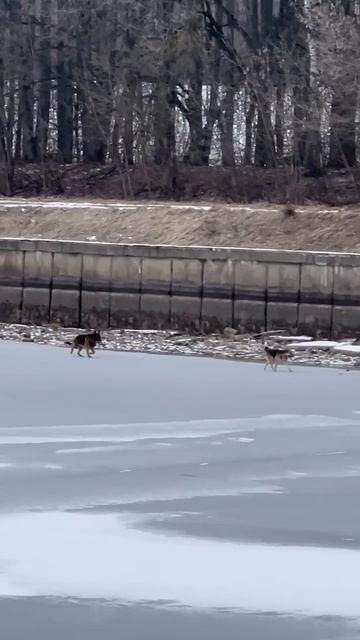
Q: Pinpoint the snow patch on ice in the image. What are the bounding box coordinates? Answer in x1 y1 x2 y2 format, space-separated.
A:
0 511 360 619
0 414 354 449
227 437 255 443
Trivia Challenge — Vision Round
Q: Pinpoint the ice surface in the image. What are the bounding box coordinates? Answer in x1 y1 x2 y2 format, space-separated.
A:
1 511 360 619
0 414 355 448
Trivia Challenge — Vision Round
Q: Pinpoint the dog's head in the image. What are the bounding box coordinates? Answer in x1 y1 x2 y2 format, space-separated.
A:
92 331 102 343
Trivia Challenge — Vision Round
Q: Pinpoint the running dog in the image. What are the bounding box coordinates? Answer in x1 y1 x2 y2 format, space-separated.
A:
264 345 292 372
66 331 102 357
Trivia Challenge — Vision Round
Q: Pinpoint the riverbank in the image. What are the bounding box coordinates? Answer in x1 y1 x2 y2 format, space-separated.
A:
1 199 360 252
1 323 359 370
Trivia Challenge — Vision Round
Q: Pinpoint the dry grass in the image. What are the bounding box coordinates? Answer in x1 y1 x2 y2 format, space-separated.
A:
0 199 360 252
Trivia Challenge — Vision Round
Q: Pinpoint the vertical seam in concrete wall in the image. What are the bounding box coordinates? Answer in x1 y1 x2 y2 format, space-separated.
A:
106 257 112 329
231 260 235 329
329 264 335 339
169 258 174 327
299 262 304 336
296 262 301 331
78 254 84 328
19 250 25 323
199 259 205 330
48 252 54 324
109 256 115 329
139 258 143 325
264 264 269 330
299 263 303 307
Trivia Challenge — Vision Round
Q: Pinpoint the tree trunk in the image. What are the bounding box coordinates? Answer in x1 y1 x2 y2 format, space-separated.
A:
153 80 175 166
81 98 107 163
304 121 322 176
293 84 308 166
290 0 319 170
153 0 177 191
57 58 74 163
252 0 275 166
183 1 207 166
19 0 36 163
14 110 22 164
36 0 52 162
57 0 74 163
328 84 357 168
184 0 222 166
220 85 235 167
122 78 136 165
77 2 112 164
120 1 140 167
6 0 20 164
244 94 255 164
275 85 284 158
186 55 205 166
201 82 219 166
259 0 274 39
74 90 81 162
19 84 35 163
254 88 275 167
0 23 13 194
0 120 12 195
219 0 236 167
327 0 356 168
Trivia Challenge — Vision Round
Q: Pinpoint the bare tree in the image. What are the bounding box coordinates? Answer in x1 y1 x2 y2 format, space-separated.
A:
0 0 359 196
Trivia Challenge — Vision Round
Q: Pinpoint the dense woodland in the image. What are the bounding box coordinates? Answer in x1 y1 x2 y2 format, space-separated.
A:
0 0 359 200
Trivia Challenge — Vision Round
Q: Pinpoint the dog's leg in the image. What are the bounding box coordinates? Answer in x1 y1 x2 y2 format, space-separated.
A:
77 346 83 357
269 358 276 371
281 355 292 372
85 339 92 358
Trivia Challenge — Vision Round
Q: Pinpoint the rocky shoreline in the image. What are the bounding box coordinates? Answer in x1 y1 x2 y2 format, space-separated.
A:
1 323 360 371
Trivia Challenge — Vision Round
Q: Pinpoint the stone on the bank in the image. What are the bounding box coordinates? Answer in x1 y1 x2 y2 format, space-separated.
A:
223 327 237 339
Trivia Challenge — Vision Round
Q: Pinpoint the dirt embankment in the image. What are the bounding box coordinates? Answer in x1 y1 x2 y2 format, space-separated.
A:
0 199 360 252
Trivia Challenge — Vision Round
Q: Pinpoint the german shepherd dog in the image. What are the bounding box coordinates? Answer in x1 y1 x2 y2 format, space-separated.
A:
264 345 292 372
66 331 102 357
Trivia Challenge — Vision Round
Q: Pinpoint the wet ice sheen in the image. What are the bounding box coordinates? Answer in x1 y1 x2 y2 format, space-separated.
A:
1 410 360 623
0 414 355 446
0 511 360 619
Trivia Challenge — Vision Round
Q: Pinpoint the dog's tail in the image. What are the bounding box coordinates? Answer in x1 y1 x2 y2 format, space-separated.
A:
64 341 72 346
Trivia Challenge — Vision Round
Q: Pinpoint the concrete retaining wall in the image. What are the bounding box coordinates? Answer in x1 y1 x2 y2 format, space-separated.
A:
0 238 360 337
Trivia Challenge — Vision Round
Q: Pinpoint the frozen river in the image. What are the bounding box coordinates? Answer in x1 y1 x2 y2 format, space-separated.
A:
1 341 360 639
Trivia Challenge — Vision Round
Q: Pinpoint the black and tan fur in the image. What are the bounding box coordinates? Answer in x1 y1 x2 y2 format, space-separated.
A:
66 331 102 357
264 345 292 372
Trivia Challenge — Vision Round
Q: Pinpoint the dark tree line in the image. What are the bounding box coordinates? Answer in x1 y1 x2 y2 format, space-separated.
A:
0 0 359 195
